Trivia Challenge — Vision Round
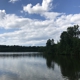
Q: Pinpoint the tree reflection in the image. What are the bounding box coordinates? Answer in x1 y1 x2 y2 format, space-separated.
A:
58 56 80 80
43 54 54 69
44 54 80 80
0 53 43 58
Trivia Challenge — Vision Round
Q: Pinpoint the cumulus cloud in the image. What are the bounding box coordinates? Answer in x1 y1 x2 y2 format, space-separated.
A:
0 11 80 45
0 0 80 46
9 0 19 3
23 0 52 14
0 10 6 19
41 12 64 20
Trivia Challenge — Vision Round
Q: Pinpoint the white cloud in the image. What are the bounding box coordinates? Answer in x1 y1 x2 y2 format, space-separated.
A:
0 2 80 46
0 10 6 19
41 12 64 20
23 0 52 14
9 0 19 3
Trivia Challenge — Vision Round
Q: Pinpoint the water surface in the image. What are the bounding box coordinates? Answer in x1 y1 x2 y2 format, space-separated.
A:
0 52 80 80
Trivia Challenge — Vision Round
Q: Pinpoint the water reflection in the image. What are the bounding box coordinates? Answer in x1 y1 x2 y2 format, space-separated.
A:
0 52 80 80
0 52 43 58
0 52 59 80
44 55 80 80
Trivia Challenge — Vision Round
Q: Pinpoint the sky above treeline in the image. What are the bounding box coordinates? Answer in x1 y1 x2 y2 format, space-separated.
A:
0 0 80 46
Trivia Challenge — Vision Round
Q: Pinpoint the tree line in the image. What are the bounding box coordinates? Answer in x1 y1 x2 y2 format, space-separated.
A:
0 45 41 52
0 25 80 54
45 25 80 55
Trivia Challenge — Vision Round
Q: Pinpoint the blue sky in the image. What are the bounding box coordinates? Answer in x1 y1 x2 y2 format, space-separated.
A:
0 0 80 46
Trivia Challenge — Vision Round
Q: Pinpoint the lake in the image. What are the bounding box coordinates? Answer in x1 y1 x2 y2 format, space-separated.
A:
0 52 80 80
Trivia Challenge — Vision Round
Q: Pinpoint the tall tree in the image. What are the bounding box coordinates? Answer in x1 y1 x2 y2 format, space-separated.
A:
46 39 51 47
67 25 80 38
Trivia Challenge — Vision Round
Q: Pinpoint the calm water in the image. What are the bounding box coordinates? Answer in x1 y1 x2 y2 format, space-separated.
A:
0 52 80 80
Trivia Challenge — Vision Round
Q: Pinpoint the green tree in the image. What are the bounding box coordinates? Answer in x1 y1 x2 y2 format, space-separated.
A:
67 25 80 38
46 39 51 47
60 25 80 55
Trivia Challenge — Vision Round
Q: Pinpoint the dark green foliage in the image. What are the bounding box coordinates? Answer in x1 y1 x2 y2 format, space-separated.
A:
67 25 80 37
60 25 80 55
38 46 46 52
45 39 56 55
0 45 41 52
45 25 80 55
0 25 80 54
46 39 51 47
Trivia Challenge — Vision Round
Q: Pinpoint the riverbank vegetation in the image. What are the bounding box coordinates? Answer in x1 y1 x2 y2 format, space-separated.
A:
45 25 80 55
0 45 41 52
0 25 80 55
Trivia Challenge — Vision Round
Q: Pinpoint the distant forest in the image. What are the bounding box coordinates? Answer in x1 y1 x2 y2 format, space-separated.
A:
0 45 41 52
